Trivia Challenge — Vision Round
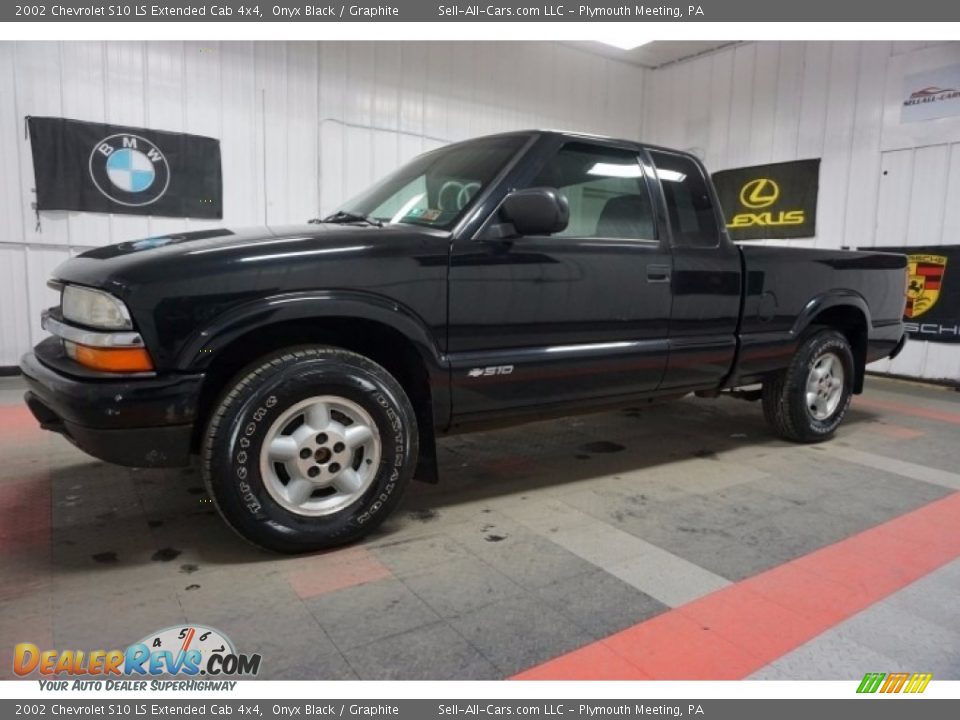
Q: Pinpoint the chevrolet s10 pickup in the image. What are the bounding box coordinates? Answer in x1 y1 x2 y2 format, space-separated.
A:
21 130 908 551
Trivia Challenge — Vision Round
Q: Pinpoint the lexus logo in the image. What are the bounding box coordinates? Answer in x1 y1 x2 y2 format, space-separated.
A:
739 178 780 209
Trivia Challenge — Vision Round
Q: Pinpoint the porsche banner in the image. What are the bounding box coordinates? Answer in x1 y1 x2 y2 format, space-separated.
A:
712 159 820 241
27 116 222 219
875 244 960 344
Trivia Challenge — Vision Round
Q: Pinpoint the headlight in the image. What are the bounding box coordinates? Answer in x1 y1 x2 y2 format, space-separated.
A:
61 285 133 330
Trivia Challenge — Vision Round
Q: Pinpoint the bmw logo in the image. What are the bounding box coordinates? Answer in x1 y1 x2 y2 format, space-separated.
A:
89 134 170 206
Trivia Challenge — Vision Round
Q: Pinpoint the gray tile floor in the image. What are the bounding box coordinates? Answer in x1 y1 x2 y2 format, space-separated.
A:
1 375 958 680
750 558 960 680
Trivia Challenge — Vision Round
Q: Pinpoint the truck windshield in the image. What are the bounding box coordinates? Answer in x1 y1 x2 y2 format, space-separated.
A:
335 135 527 230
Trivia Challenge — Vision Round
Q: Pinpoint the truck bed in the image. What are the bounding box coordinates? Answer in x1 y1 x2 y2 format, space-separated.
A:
731 245 908 387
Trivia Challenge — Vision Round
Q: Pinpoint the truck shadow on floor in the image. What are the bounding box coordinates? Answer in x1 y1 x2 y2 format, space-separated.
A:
395 398 882 516
35 397 882 569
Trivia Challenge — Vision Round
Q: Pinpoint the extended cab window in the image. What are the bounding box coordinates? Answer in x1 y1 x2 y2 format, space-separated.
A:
529 144 655 240
649 150 720 248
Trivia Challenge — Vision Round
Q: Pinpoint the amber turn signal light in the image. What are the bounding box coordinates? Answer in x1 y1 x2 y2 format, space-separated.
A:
66 341 154 372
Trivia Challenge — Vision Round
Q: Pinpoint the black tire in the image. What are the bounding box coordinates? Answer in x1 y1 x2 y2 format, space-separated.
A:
762 329 854 443
201 346 418 553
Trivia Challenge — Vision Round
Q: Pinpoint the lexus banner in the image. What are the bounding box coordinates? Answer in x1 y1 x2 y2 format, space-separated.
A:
712 159 820 241
874 245 960 344
27 116 222 219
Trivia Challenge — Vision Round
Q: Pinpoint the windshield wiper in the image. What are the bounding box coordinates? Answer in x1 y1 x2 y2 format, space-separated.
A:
309 210 383 228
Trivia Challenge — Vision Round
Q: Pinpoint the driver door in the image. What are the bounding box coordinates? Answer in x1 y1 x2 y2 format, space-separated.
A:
447 140 673 421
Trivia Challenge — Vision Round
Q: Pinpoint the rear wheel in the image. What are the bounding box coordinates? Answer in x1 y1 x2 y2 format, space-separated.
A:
762 329 854 443
201 346 418 553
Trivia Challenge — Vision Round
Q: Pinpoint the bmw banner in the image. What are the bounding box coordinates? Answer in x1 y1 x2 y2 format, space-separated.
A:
27 116 222 219
712 159 820 241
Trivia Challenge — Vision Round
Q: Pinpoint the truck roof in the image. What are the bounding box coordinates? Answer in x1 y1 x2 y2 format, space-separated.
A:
453 129 696 159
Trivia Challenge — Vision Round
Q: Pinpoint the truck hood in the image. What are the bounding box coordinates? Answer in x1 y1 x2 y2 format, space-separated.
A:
53 223 446 291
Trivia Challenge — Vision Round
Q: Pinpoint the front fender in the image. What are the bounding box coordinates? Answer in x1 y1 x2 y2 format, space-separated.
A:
174 289 446 375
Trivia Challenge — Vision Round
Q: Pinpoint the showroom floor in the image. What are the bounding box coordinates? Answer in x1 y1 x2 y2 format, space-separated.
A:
1 374 958 681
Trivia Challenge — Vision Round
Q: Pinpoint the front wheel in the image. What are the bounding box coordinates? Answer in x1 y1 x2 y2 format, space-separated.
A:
201 346 418 553
762 329 854 443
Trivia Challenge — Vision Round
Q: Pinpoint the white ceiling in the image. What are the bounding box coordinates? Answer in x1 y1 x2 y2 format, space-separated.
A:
570 41 741 69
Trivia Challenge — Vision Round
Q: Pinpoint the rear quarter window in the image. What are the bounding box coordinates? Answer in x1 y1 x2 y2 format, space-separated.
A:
649 150 720 248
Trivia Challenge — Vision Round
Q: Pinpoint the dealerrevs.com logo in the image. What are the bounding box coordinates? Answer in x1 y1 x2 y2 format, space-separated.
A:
13 625 261 690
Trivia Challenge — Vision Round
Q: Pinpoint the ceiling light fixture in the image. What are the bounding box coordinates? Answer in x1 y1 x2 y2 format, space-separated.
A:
595 39 654 52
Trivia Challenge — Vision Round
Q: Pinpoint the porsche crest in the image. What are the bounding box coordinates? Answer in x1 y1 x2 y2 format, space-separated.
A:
906 254 947 318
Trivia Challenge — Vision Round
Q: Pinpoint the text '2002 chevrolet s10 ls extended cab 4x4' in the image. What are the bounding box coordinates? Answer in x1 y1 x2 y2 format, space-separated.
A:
21 130 909 552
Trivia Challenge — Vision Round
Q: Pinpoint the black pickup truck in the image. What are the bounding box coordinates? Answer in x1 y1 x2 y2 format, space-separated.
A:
21 130 908 552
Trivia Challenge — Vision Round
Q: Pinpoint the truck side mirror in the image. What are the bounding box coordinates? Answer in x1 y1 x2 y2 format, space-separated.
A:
499 187 569 237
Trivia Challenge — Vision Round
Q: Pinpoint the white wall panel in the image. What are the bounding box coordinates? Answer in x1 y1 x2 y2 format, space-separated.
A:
399 44 426 138
942 144 960 249
705 50 734 170
0 40 645 367
219 41 261 227
606 57 644 141
144 42 188 238
796 43 831 161
875 149 914 247
0 246 30 367
907 145 951 247
643 41 960 383
748 42 779 165
59 43 109 250
841 42 889 252
816 42 859 251
424 43 454 142
770 42 804 162
103 42 151 244
727 44 756 166
0 42 24 259
24 247 70 348
15 42 68 249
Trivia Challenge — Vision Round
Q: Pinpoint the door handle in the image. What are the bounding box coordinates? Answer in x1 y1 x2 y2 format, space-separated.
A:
646 264 671 283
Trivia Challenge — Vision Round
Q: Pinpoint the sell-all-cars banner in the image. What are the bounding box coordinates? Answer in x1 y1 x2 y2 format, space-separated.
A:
874 244 960 344
712 159 820 241
27 116 222 219
901 63 960 123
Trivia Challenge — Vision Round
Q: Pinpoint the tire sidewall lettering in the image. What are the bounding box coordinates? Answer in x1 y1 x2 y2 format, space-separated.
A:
204 350 419 552
231 393 278 516
226 373 408 529
803 338 852 435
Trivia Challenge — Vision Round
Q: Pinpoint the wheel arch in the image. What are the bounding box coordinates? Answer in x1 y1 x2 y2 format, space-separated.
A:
184 291 447 482
795 292 870 394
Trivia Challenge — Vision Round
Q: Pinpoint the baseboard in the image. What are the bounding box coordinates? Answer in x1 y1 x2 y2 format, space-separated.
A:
866 369 960 390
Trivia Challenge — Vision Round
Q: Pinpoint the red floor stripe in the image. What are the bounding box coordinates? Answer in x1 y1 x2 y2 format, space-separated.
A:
872 423 924 440
0 405 43 442
0 475 51 553
0 474 52 603
286 545 392 599
513 492 960 680
855 396 960 425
